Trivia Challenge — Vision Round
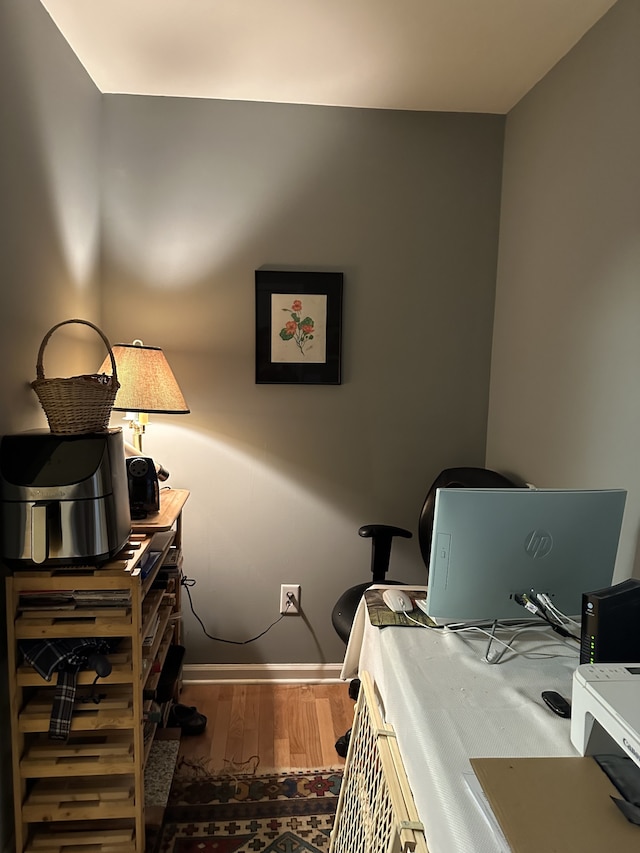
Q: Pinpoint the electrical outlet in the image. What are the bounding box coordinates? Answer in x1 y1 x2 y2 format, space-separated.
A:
280 584 301 615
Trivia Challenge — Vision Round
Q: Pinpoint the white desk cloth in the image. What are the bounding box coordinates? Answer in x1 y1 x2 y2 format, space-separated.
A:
341 585 581 853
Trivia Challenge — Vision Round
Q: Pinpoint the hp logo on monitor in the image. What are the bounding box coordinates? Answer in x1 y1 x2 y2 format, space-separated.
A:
525 530 553 558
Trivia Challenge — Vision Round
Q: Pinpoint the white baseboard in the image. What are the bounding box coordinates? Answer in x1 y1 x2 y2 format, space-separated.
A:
183 662 345 683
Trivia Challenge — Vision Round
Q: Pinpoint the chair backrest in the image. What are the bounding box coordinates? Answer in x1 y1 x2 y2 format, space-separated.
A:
418 466 521 579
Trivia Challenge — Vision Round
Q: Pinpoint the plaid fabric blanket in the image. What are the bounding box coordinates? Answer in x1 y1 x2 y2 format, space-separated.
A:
20 637 116 741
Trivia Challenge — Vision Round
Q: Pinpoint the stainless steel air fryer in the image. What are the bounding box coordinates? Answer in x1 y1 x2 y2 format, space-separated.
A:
0 429 131 567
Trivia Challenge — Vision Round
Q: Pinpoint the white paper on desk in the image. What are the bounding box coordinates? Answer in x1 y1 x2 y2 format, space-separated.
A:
463 772 512 853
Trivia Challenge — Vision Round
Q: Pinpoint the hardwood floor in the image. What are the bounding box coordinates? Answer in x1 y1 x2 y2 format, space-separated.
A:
176 681 355 775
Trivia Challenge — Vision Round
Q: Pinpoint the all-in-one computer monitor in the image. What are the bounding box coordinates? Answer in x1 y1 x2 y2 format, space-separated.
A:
426 488 627 624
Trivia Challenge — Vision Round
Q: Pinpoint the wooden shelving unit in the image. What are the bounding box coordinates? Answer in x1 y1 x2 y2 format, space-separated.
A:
5 489 189 853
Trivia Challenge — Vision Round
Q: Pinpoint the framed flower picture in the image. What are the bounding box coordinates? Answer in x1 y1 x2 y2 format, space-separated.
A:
255 270 343 384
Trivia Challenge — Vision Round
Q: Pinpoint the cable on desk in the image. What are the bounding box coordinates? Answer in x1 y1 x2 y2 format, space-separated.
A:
402 606 578 664
537 592 581 629
454 622 579 664
181 574 290 644
514 592 580 642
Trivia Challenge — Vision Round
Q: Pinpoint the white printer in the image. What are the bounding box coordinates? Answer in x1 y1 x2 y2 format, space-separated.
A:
571 663 640 768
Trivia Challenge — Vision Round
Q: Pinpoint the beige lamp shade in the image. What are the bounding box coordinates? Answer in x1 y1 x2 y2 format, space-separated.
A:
98 341 189 414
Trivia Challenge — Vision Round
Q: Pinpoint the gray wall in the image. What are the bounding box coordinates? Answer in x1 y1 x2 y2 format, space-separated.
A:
487 0 640 580
0 0 103 425
0 2 102 850
99 96 505 665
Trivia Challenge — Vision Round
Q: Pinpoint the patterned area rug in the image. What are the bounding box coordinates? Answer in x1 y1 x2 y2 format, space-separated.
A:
153 769 342 853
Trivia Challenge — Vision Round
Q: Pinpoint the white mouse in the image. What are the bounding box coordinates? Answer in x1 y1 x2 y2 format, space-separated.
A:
382 588 413 613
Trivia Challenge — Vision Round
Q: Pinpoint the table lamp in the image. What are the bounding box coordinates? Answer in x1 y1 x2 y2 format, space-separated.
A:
98 339 190 455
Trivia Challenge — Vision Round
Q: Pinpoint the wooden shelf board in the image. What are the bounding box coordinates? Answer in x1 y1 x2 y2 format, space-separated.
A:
130 489 189 533
19 707 135 733
25 824 136 853
17 659 134 687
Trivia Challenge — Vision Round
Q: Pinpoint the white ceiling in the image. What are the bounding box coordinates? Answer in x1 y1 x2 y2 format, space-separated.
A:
39 0 617 114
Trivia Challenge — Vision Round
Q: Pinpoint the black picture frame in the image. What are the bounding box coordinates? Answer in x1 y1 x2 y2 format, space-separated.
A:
255 270 343 385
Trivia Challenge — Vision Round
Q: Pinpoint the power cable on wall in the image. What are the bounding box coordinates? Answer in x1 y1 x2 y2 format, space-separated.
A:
181 575 290 644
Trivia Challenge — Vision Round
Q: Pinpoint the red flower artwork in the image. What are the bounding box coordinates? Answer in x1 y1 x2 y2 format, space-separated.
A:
279 299 315 355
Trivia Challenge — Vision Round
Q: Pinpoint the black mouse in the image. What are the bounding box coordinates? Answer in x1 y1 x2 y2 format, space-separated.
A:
541 690 571 718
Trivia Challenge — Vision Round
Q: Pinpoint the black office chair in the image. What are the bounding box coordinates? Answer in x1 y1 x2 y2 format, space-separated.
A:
416 466 519 573
331 466 520 645
331 524 412 644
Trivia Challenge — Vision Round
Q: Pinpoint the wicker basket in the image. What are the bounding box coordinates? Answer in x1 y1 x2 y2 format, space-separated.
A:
31 319 120 435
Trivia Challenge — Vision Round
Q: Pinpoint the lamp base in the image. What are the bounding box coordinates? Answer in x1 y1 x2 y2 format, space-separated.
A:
124 413 148 454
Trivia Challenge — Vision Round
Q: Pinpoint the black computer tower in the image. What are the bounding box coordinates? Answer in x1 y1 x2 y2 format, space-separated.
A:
580 578 640 664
